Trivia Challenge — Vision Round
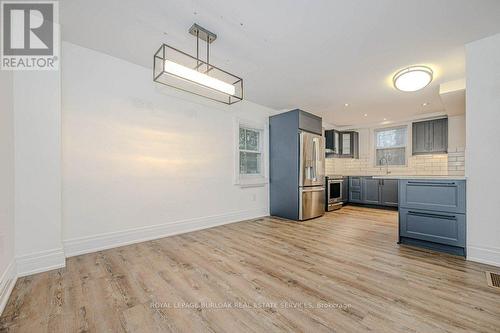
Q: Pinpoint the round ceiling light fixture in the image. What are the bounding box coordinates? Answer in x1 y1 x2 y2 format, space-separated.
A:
393 66 433 92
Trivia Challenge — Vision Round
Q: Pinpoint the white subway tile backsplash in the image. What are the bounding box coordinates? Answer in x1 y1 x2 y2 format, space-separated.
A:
325 149 465 176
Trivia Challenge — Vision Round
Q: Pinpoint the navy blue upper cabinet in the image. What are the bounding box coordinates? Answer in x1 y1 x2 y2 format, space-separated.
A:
412 118 448 155
339 132 359 159
325 130 358 158
325 129 340 155
298 110 322 135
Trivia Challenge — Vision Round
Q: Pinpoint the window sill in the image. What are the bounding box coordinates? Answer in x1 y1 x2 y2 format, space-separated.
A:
235 176 268 188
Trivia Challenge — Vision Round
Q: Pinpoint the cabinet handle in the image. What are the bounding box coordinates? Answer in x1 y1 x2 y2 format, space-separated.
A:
408 211 456 220
407 181 456 186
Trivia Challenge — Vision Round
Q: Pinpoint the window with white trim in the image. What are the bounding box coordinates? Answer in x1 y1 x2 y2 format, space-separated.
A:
375 126 407 166
239 126 262 175
235 121 267 186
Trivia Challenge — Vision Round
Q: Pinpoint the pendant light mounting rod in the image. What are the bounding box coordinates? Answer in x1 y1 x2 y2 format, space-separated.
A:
189 23 217 43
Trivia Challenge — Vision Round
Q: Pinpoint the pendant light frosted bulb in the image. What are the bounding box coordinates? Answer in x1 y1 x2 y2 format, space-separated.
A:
393 66 433 92
164 60 236 95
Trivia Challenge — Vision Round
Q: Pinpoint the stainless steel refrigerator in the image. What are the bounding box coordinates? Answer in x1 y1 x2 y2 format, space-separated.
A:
270 109 325 221
298 131 325 220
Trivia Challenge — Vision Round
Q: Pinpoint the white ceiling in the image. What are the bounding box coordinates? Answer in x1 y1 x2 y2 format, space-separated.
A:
60 0 500 126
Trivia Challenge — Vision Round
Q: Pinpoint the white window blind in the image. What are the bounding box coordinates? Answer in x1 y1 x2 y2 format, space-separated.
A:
375 126 407 166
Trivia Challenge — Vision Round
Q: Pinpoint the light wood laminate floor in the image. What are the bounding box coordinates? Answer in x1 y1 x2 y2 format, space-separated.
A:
1 206 500 332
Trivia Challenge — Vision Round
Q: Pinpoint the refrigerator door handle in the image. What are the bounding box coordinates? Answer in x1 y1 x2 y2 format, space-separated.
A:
312 138 317 181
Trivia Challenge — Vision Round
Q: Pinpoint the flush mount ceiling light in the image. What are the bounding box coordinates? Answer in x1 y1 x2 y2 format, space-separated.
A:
393 66 433 92
153 24 243 104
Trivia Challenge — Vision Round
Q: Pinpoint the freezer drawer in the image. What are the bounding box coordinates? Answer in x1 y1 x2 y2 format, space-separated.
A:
299 187 325 220
399 208 465 247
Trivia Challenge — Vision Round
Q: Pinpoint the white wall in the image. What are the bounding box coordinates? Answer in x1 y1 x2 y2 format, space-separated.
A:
448 114 466 150
13 70 64 276
466 32 500 267
61 42 272 256
0 71 16 314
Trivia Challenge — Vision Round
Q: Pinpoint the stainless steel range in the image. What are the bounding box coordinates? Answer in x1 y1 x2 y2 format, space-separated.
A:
325 175 344 211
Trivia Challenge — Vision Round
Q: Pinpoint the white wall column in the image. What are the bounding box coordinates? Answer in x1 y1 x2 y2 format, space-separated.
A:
465 32 500 267
13 70 64 276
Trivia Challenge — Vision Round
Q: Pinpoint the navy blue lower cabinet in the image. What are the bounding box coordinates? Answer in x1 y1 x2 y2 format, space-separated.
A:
399 179 466 213
398 179 466 257
349 177 363 203
399 208 465 247
362 177 380 204
380 179 398 207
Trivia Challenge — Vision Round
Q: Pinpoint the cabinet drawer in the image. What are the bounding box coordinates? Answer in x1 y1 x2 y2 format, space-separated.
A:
399 180 466 213
399 208 465 247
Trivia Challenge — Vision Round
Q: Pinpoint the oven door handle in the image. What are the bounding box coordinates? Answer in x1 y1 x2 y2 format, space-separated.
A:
301 187 325 193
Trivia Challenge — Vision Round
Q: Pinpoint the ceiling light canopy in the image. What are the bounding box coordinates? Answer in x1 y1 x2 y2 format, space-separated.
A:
393 66 433 92
153 24 243 104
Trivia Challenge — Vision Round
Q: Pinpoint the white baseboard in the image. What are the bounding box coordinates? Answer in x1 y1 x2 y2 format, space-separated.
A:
467 245 500 268
16 248 66 277
0 260 17 316
64 208 268 257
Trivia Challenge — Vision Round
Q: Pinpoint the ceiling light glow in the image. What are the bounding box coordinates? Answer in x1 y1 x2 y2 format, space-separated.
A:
164 60 236 95
393 66 433 92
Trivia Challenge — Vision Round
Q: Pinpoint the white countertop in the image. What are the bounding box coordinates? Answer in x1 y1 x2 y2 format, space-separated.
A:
371 175 466 180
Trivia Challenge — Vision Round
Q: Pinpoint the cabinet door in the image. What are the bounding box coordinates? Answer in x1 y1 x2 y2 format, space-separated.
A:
349 177 362 203
430 118 448 153
412 121 429 155
325 130 334 150
338 132 358 158
413 118 448 155
380 179 398 207
334 131 340 154
298 110 322 135
341 132 351 156
362 177 380 204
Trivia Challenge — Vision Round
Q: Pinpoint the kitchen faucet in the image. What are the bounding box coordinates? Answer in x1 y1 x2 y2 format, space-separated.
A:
379 156 391 175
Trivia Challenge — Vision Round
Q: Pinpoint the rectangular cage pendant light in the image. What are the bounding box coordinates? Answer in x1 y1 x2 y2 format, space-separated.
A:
153 24 243 105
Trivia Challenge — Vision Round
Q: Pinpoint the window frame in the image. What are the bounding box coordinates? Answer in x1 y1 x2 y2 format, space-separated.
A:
373 125 408 167
234 118 268 187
